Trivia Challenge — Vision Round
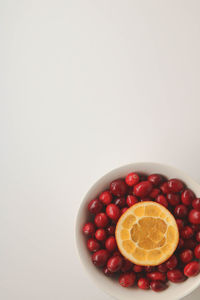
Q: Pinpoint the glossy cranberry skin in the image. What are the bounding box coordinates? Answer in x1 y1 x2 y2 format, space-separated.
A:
192 198 200 210
126 195 138 207
180 249 193 263
82 222 95 237
112 251 121 257
114 197 126 208
103 266 112 276
150 281 167 292
150 188 160 198
167 193 180 206
106 225 115 235
121 207 128 214
148 174 163 186
167 269 185 282
183 239 197 249
110 179 127 197
147 272 166 282
160 182 170 194
166 255 178 270
174 205 188 218
105 236 117 252
125 172 140 186
138 278 150 290
196 231 200 242
194 244 200 259
119 272 136 287
189 209 200 224
181 189 195 206
176 219 184 231
145 266 155 272
184 261 200 277
107 256 123 272
178 238 184 249
156 195 168 208
88 199 103 215
121 259 133 272
106 204 121 221
168 179 184 193
134 181 153 197
181 226 194 239
157 263 168 273
87 238 100 252
95 228 107 241
99 191 112 205
92 249 109 267
191 224 200 232
95 213 108 228
133 265 143 273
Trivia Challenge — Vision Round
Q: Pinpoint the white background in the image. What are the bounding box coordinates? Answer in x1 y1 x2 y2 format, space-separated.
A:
1 1 200 299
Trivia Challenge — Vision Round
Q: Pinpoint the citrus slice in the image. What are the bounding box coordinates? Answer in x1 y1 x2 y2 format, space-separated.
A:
115 201 179 266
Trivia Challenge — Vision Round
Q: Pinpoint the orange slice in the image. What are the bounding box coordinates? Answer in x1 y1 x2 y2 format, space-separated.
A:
115 201 179 266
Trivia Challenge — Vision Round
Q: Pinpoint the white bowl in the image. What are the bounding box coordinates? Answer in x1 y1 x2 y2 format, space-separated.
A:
75 162 200 300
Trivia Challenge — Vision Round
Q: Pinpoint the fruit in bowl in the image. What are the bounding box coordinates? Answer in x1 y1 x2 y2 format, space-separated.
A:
76 163 200 300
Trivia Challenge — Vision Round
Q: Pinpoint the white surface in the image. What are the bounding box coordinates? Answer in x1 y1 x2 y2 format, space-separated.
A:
1 1 200 300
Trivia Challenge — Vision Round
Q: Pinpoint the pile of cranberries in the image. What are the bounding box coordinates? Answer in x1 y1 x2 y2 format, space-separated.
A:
82 173 200 292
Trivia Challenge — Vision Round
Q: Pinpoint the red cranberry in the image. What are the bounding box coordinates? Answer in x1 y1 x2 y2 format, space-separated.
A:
157 263 168 273
167 193 180 206
87 238 100 252
181 189 195 206
88 199 103 215
181 226 194 239
126 195 138 207
183 239 197 249
106 204 121 221
121 207 128 214
189 209 200 224
178 238 184 249
107 256 123 272
138 278 150 290
145 266 155 272
196 231 200 242
174 205 188 218
192 198 200 210
148 174 163 186
99 190 112 205
191 224 200 232
119 272 136 287
82 222 95 237
121 259 133 272
133 265 143 273
180 249 193 263
125 172 140 186
194 244 200 259
95 213 108 228
147 272 166 282
110 179 127 197
140 197 151 202
105 236 117 252
160 182 170 194
156 195 168 208
184 261 200 277
114 197 126 208
150 188 160 198
113 251 121 257
167 269 185 282
103 266 112 276
166 255 178 270
176 219 184 231
168 179 184 193
134 181 153 197
92 249 109 267
106 225 115 235
150 281 167 292
95 229 107 241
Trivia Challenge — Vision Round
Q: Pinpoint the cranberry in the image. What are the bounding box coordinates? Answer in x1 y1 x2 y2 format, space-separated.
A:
178 238 184 249
189 209 200 224
180 249 193 263
107 256 123 272
105 236 117 252
126 195 138 207
167 269 185 282
168 179 184 193
114 197 126 208
87 238 100 252
183 239 197 249
176 219 184 231
156 195 168 208
191 224 200 232
181 189 195 206
167 193 180 206
106 225 115 235
103 266 112 276
166 255 178 270
113 251 121 257
150 281 167 292
196 231 200 242
174 204 188 218
88 199 103 215
148 174 163 186
194 244 200 259
138 278 150 290
106 204 121 221
160 182 170 194
147 272 166 282
134 181 153 197
95 228 107 241
125 172 140 186
110 179 127 197
140 197 151 202
133 265 143 273
157 263 168 273
95 213 108 228
121 207 128 214
181 226 194 239
145 266 155 272
184 261 200 277
121 259 133 272
82 222 95 237
149 188 160 198
92 249 109 267
119 272 136 287
99 190 112 205
192 198 200 210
